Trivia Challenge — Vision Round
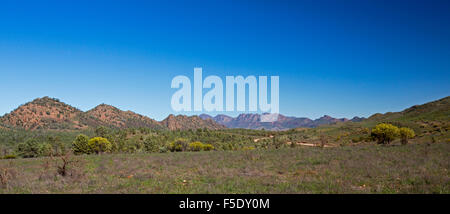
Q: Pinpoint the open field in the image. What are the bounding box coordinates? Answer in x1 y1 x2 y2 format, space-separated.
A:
1 142 448 194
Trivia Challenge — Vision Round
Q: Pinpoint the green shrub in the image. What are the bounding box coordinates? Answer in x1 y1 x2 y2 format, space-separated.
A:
159 146 168 153
144 137 165 153
16 139 40 158
123 139 144 153
88 137 112 154
72 134 90 155
37 143 53 157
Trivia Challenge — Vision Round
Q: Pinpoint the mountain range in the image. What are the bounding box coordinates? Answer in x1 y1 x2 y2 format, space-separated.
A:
199 113 364 130
1 96 448 131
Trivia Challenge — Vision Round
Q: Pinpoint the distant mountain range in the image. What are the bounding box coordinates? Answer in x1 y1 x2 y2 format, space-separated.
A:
199 113 364 130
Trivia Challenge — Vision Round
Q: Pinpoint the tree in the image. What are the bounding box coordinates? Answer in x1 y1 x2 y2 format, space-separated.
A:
16 139 40 158
371 123 400 144
399 127 415 145
72 134 90 155
88 137 112 154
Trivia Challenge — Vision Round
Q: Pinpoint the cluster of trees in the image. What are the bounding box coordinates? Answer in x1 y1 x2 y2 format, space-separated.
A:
14 137 66 158
69 127 228 155
71 135 215 155
371 123 415 145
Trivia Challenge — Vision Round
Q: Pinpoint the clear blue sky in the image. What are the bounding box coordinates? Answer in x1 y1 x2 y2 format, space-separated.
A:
1 0 449 120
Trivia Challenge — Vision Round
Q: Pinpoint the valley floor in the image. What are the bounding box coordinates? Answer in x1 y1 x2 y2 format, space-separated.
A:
0 142 449 193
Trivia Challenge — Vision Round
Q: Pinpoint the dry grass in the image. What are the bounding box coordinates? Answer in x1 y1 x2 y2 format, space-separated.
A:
0 142 449 194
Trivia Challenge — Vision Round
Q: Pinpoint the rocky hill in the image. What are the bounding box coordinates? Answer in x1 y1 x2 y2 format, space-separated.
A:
0 97 100 130
161 114 226 130
86 104 164 130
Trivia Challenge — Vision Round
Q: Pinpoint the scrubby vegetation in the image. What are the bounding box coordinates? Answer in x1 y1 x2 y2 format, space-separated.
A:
0 143 448 193
0 117 445 160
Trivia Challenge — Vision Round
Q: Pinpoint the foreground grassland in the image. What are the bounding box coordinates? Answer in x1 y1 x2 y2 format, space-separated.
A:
1 142 448 193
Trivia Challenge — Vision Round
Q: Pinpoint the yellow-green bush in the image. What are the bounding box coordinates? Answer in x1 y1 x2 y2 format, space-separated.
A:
202 143 214 151
188 142 214 151
88 137 112 154
169 138 188 152
189 141 204 151
399 127 415 145
371 123 400 144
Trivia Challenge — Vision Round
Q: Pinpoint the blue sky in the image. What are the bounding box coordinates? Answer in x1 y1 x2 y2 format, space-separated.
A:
0 0 449 120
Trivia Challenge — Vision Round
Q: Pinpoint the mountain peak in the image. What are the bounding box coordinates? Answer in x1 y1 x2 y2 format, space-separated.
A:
0 97 85 130
86 104 162 129
161 114 226 131
199 114 213 120
320 115 333 119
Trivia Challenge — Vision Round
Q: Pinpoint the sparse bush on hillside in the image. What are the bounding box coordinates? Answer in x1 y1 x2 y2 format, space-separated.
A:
88 137 112 154
371 123 400 144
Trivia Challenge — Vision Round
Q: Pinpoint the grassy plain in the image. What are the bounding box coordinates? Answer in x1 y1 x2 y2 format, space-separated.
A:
1 142 448 194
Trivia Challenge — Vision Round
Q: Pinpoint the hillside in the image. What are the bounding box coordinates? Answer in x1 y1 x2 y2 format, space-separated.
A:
86 104 164 130
367 96 450 123
291 96 450 145
161 114 226 131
